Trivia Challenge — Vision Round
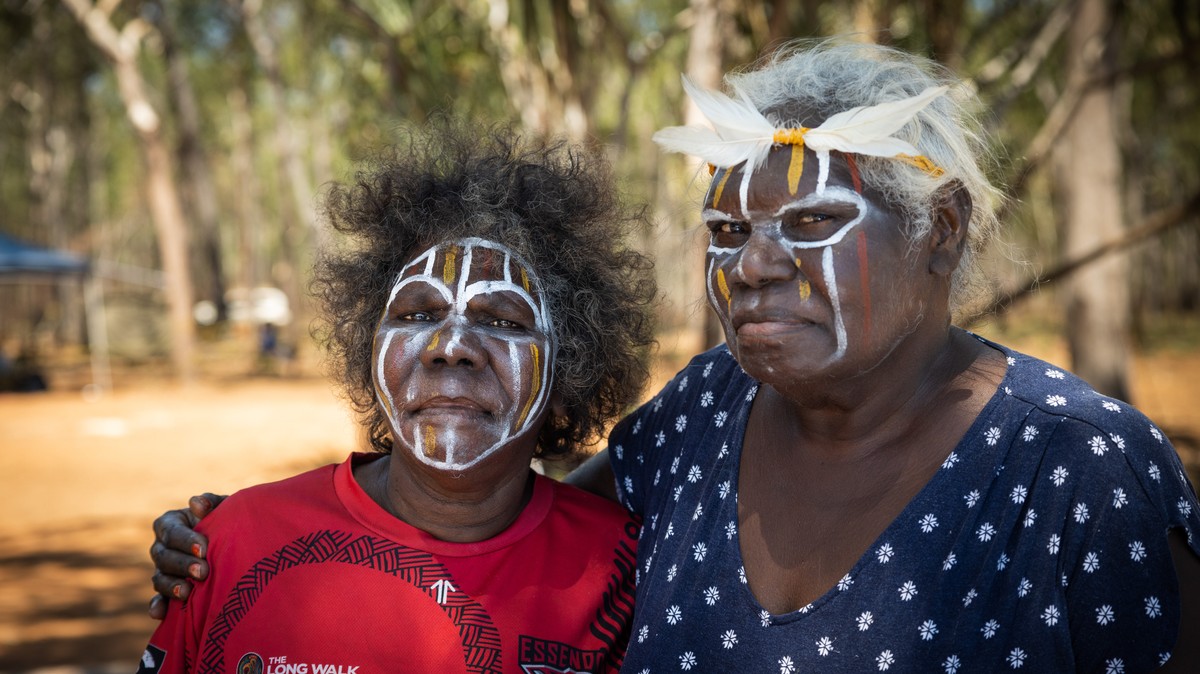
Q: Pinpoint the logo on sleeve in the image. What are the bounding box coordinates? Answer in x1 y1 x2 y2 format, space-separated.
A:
136 645 167 674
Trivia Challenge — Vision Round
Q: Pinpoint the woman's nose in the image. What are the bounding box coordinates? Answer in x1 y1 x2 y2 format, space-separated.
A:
730 231 797 289
419 319 486 369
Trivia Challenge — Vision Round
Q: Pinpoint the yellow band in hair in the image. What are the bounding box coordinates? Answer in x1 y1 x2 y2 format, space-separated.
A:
772 128 811 145
896 154 946 177
767 127 946 178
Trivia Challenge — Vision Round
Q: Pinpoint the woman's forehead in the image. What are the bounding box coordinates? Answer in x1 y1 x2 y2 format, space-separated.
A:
707 145 864 217
399 238 540 292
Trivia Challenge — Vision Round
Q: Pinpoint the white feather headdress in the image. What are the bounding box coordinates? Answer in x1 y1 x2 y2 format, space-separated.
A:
653 75 948 176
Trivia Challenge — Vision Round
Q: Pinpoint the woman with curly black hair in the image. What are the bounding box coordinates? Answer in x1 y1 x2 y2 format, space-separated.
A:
138 121 654 674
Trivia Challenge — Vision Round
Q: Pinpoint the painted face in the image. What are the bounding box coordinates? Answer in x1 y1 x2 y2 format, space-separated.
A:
704 144 928 382
373 237 554 471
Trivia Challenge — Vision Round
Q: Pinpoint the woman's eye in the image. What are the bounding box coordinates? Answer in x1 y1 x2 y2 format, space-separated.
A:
710 221 750 246
487 318 522 330
399 311 434 322
783 211 843 240
786 212 832 226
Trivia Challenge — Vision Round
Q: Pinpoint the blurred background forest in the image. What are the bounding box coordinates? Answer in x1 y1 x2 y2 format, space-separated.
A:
1 0 1199 669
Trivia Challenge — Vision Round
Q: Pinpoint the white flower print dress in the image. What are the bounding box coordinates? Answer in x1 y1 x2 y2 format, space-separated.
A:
610 333 1200 673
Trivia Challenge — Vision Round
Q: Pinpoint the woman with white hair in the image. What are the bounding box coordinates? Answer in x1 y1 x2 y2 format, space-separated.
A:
600 40 1200 672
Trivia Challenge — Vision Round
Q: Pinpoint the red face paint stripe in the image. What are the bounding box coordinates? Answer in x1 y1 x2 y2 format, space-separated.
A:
857 229 871 337
478 248 495 283
844 153 863 195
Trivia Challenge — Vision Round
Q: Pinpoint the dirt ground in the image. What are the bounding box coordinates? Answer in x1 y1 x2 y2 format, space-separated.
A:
0 335 1197 672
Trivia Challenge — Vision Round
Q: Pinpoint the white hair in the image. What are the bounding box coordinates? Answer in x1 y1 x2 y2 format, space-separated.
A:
727 39 1003 320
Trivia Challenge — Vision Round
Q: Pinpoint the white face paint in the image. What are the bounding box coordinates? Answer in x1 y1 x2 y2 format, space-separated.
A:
705 167 867 363
372 237 554 472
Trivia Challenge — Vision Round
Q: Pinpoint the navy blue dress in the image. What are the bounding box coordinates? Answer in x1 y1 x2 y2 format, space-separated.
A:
611 334 1200 673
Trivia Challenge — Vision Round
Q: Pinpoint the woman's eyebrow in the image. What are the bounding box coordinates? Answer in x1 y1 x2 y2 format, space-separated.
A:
701 208 739 222
773 198 860 218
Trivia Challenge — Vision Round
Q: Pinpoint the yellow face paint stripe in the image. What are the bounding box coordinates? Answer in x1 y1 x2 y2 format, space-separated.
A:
515 343 541 429
711 169 732 209
519 266 531 293
423 425 437 457
795 258 810 300
426 329 441 352
442 246 458 285
787 144 805 195
716 268 731 312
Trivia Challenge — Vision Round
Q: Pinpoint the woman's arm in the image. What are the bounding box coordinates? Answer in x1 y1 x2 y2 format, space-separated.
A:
1160 528 1200 672
562 449 617 502
146 493 225 620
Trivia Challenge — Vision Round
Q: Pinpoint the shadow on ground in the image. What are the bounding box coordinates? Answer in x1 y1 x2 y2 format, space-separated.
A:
0 522 157 672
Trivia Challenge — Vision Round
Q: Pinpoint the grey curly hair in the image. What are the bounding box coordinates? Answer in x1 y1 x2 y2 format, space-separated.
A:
728 39 1003 320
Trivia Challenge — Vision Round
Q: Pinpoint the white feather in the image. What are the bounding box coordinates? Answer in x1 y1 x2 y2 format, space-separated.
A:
681 76 775 142
804 85 948 156
651 76 778 170
652 78 949 172
651 126 772 169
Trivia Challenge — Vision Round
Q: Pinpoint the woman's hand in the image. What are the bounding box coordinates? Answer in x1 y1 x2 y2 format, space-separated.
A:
147 493 225 620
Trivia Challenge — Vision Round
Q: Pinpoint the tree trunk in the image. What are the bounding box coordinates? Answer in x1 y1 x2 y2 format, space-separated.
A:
486 0 559 135
1059 0 1130 400
923 0 965 69
227 87 265 290
667 0 729 352
236 0 316 348
161 3 228 322
28 7 85 346
63 0 196 382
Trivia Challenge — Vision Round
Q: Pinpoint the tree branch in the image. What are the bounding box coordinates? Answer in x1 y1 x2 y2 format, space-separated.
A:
977 1 1073 112
995 47 1189 224
965 191 1200 326
61 0 127 63
97 0 122 19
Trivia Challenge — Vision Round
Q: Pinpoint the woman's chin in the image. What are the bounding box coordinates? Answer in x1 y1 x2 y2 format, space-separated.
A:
732 338 839 384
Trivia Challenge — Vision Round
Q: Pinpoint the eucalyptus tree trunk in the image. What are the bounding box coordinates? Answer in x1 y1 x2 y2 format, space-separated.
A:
227 88 265 291
1059 0 1130 400
657 0 729 352
62 0 196 382
485 0 572 137
28 6 83 344
161 5 228 322
234 0 315 347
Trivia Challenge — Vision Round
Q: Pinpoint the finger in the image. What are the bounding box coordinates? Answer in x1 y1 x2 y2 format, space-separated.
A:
150 541 209 580
151 508 191 545
148 593 167 620
186 493 226 524
151 571 193 602
158 515 211 561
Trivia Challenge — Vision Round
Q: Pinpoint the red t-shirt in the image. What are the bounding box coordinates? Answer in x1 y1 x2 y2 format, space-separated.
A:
138 453 638 674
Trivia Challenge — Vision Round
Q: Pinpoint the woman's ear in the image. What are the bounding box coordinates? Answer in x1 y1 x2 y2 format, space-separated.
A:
929 180 973 276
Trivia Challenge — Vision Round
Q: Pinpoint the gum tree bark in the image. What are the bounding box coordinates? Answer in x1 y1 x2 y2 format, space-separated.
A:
160 4 228 322
62 0 196 382
1059 0 1130 399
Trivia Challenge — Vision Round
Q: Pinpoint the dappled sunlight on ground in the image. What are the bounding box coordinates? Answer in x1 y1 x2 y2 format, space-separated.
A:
0 336 1196 671
0 378 357 671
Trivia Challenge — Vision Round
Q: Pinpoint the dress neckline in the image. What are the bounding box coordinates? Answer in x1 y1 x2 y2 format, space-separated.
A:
728 333 1013 622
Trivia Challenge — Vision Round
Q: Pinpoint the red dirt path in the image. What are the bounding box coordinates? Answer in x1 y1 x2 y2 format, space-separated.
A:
0 337 1196 671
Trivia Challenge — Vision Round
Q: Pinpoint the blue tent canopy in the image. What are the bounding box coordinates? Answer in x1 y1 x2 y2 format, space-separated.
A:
0 232 88 276
0 232 109 393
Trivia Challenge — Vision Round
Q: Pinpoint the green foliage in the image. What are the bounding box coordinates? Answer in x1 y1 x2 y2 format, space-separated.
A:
1 0 1196 357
